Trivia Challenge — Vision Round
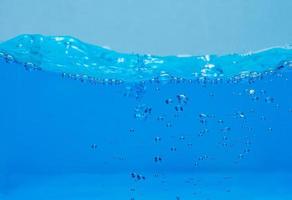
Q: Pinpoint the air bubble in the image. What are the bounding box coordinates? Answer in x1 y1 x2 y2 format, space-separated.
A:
244 149 251 153
165 98 173 104
252 96 260 101
248 89 256 95
166 122 172 128
170 147 177 152
260 89 266 95
260 116 266 121
199 129 209 136
199 113 208 124
209 92 215 97
131 172 146 181
154 156 162 163
221 127 231 133
199 113 208 118
217 119 224 124
3 54 15 63
179 136 185 141
198 155 208 161
129 128 135 133
177 94 188 104
245 140 252 146
238 154 244 159
158 71 171 84
265 97 274 103
222 142 228 147
236 112 246 119
157 116 165 121
154 136 161 142
134 104 152 120
175 105 184 112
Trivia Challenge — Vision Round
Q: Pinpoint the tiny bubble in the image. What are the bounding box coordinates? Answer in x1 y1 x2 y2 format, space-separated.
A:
265 96 274 103
155 136 161 142
252 96 260 101
175 105 184 112
221 127 231 133
129 128 135 133
157 116 165 121
179 136 185 141
171 147 177 152
260 89 266 95
166 122 172 128
236 112 245 119
177 94 188 104
244 148 251 153
217 119 224 124
165 98 173 104
154 156 162 163
199 113 208 118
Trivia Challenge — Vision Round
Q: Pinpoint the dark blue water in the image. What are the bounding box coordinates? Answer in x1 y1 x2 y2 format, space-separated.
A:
0 35 292 200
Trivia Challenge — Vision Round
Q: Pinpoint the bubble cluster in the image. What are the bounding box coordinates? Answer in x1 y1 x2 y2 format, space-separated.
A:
130 172 146 181
124 83 146 99
134 104 152 120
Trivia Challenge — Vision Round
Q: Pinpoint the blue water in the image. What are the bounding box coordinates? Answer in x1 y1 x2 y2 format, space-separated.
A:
0 35 292 200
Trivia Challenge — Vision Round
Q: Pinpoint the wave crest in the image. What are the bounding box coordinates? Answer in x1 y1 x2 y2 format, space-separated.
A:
0 34 291 82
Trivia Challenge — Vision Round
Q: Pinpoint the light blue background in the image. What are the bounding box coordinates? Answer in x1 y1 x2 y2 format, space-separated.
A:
0 0 292 55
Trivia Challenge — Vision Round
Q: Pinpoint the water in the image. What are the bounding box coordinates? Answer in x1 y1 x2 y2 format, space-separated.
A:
0 35 292 200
